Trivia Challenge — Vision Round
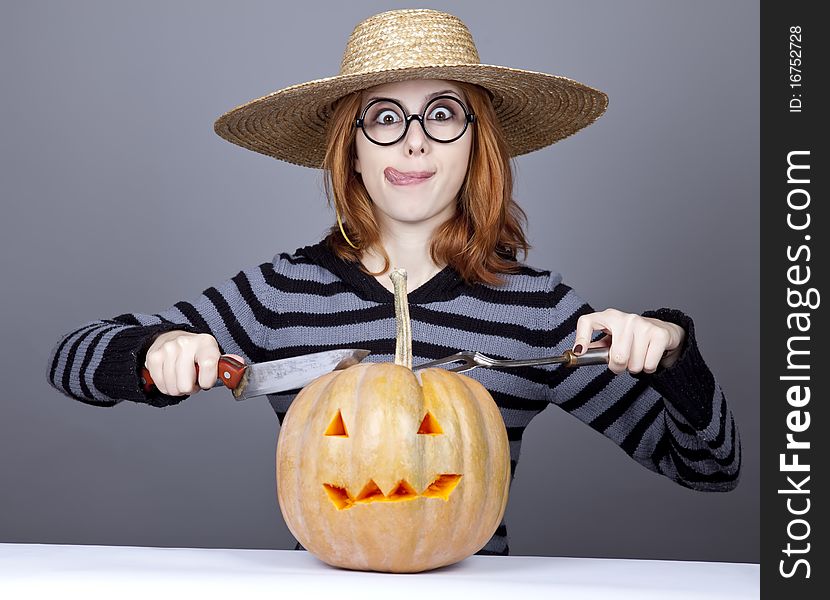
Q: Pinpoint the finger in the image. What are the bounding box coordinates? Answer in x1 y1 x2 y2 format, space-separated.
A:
608 315 636 374
175 348 199 395
627 326 651 374
144 351 164 394
195 349 220 390
643 329 669 373
586 335 612 350
162 345 179 396
573 313 608 355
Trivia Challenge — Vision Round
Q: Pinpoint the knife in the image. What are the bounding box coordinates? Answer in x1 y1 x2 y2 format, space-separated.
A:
141 348 371 400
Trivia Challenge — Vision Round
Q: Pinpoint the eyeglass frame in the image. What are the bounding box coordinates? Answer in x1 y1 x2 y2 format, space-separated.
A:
354 95 476 146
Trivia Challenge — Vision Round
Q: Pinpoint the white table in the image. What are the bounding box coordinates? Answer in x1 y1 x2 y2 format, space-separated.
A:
0 543 759 599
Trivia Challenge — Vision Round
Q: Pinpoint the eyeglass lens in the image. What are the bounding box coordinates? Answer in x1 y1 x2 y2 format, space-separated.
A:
362 97 467 144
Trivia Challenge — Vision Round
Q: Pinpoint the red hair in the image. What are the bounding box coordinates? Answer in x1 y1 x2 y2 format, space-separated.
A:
320 81 531 287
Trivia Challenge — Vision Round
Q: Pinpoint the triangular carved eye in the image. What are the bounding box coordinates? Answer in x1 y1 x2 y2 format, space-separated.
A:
417 411 443 435
324 409 348 437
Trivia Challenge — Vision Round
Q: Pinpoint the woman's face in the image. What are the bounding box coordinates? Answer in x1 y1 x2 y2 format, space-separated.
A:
354 79 473 230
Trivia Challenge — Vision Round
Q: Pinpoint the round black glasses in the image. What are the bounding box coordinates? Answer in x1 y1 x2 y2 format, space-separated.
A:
354 95 475 146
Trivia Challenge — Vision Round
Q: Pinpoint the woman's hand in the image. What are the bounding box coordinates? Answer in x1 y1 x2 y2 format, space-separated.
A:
572 308 686 375
145 330 245 396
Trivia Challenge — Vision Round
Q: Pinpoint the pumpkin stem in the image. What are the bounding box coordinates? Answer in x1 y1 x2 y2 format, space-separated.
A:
390 268 412 370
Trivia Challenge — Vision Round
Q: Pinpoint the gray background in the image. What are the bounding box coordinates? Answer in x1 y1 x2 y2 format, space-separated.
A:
0 0 759 563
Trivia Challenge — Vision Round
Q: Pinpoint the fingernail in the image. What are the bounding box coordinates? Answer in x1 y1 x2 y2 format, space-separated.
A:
573 344 583 355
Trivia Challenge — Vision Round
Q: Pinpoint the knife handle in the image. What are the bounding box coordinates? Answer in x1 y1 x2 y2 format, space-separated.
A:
141 356 247 394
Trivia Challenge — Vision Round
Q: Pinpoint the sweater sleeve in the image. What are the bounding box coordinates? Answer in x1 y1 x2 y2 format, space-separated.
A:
45 261 278 408
540 273 741 492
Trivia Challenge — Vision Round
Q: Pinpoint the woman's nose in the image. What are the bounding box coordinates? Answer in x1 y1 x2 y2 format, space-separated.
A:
403 118 428 155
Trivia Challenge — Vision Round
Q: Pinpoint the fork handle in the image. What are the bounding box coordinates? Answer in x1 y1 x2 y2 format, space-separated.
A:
561 347 610 367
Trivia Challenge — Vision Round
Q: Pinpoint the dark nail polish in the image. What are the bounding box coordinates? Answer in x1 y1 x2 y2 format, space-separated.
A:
573 344 583 354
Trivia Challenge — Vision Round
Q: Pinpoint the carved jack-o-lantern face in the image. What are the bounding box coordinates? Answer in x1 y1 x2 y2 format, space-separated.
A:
275 268 511 573
321 407 462 509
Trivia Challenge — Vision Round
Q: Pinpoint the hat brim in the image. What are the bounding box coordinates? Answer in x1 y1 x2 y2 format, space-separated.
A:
213 64 609 169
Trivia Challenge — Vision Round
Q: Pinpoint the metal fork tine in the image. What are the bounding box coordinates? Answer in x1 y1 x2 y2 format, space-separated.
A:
414 351 478 372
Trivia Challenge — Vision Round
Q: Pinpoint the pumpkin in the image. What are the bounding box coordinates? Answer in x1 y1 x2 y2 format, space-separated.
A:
276 268 511 573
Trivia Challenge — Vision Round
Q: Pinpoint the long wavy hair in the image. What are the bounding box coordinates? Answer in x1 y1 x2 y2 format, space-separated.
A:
320 80 531 287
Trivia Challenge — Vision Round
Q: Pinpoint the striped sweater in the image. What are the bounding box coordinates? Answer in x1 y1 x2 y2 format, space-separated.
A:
46 237 742 555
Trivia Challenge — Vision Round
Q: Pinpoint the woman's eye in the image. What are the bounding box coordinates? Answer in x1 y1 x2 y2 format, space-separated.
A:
375 109 401 125
428 105 455 121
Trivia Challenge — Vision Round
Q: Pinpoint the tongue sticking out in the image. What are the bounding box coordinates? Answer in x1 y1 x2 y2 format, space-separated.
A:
385 168 432 185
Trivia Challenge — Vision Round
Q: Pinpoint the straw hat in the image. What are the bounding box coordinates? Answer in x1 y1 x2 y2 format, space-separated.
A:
213 8 609 169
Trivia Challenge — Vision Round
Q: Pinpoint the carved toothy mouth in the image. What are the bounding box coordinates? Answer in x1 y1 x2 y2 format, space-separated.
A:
323 474 462 510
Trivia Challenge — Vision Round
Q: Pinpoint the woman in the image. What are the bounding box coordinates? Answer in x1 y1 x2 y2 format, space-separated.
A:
46 8 740 556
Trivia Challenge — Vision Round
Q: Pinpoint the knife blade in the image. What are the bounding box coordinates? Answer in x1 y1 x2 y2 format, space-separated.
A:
141 348 371 400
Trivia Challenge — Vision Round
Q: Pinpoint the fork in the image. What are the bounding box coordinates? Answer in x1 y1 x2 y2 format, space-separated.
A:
412 346 610 373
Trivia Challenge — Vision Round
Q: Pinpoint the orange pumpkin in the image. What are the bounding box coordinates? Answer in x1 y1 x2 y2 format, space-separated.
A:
276 268 511 573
